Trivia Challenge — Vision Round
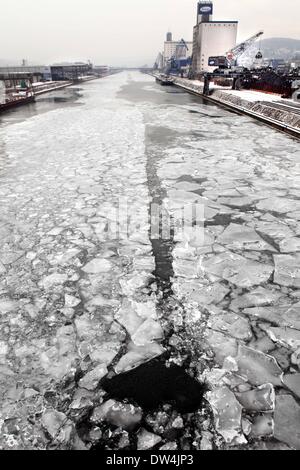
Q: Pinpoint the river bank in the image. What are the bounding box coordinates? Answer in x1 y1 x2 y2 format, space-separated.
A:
156 74 300 139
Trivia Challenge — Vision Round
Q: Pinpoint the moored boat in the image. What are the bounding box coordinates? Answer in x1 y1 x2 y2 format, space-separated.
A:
156 74 174 86
0 86 35 113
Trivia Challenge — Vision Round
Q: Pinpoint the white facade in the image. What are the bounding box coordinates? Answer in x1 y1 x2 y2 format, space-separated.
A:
193 22 238 73
163 41 193 65
164 42 178 63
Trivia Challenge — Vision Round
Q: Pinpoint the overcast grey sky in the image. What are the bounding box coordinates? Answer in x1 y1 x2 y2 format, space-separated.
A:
0 0 299 67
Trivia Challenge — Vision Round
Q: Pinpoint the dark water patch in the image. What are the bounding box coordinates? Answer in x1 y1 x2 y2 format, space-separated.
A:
102 360 205 413
147 126 183 147
256 230 280 252
188 110 225 119
193 177 208 185
285 194 300 201
176 174 208 186
222 203 257 213
205 213 246 227
167 89 187 94
118 80 202 107
145 125 176 296
36 96 80 105
151 238 174 294
0 87 83 128
192 188 207 196
254 167 264 178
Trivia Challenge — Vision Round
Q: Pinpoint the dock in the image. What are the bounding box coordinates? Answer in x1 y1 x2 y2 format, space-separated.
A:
32 81 73 96
0 94 35 112
0 76 106 114
164 75 300 139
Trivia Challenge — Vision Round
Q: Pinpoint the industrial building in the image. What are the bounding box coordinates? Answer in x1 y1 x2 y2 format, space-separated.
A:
0 65 51 82
0 63 92 82
192 1 238 74
50 63 92 81
0 72 42 92
163 32 193 66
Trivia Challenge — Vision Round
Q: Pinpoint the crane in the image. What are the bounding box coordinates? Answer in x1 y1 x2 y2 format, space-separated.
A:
175 39 190 60
208 31 264 70
165 39 192 76
154 52 164 70
226 31 264 67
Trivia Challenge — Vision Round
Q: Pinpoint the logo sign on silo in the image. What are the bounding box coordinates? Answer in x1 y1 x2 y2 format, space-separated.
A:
198 3 213 15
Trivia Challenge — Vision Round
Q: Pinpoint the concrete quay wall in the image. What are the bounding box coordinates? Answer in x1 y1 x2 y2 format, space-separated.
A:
171 76 300 138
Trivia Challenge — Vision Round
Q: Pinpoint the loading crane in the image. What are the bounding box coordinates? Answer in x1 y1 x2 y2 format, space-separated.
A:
227 31 264 66
165 39 192 76
154 52 164 70
175 39 190 60
208 31 264 70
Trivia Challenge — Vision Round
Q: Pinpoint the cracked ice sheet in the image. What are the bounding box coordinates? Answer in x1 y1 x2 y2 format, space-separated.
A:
141 79 300 449
144 89 300 447
0 73 159 448
1 71 300 450
200 252 274 288
216 224 277 252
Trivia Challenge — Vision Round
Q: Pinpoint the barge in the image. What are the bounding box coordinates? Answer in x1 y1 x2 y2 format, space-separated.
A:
156 74 174 86
0 94 35 113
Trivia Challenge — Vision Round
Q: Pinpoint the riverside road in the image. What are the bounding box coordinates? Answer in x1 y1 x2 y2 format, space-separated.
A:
0 72 300 450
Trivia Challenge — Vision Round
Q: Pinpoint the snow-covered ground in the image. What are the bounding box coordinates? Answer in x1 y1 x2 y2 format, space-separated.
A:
183 78 298 105
220 88 297 105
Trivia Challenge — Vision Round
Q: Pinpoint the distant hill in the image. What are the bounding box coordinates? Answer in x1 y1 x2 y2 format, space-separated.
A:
260 37 300 60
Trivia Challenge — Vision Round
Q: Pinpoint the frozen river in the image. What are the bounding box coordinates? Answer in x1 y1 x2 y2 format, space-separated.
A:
0 72 300 450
